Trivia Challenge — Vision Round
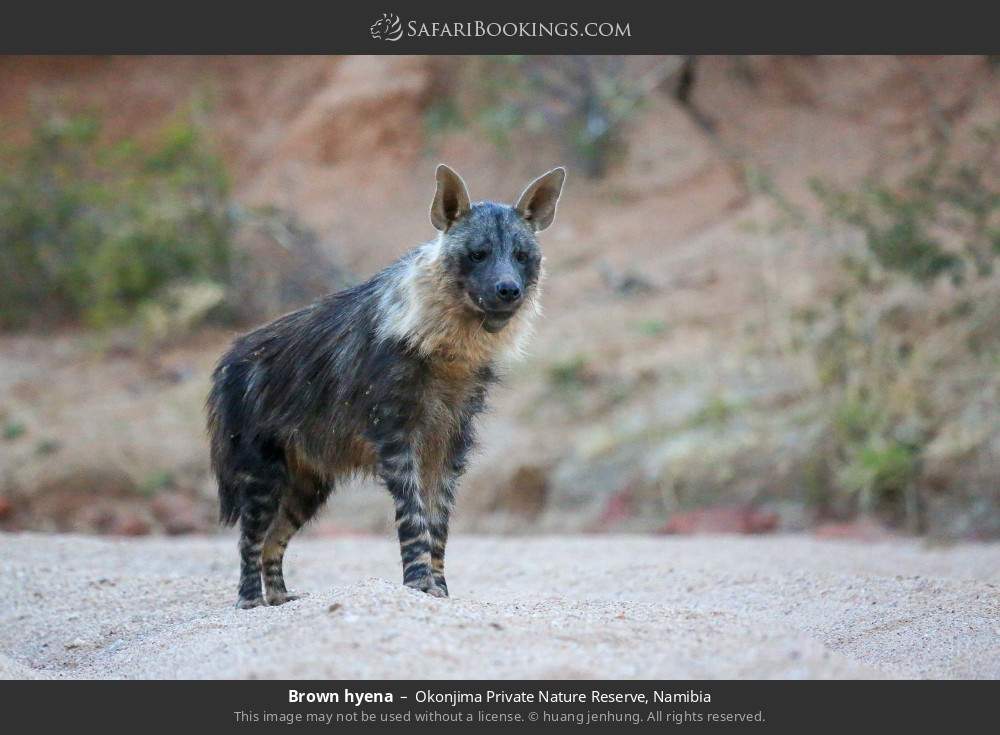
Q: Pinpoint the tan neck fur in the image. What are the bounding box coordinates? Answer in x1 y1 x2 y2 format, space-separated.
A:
377 241 542 369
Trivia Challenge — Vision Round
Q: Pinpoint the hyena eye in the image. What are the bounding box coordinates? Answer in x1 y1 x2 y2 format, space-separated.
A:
468 249 487 263
514 250 529 264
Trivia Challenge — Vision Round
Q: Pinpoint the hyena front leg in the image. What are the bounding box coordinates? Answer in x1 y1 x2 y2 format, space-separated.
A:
428 420 476 596
376 443 445 598
428 487 453 597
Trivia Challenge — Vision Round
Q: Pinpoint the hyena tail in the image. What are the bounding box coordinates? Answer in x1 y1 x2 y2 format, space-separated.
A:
218 479 241 527
206 358 251 527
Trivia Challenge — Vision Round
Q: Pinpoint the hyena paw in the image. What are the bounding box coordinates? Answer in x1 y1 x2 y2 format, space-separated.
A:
265 591 306 606
405 576 447 598
235 596 266 610
433 577 449 597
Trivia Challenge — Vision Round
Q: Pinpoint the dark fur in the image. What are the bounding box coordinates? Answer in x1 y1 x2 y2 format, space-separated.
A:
207 165 564 607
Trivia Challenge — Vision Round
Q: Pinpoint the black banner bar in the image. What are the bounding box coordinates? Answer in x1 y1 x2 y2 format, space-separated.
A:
4 680 996 732
0 3 995 54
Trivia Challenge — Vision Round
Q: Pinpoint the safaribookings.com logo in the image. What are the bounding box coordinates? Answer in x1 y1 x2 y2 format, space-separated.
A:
370 13 404 41
370 13 631 42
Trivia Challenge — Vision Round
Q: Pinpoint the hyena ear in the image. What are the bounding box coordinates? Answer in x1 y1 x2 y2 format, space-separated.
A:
430 164 472 231
514 167 566 232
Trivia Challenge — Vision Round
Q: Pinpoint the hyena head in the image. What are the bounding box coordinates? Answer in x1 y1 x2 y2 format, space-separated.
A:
430 164 565 334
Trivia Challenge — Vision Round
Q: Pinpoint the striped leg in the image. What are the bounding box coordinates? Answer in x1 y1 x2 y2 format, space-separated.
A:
428 494 452 596
260 506 299 606
379 447 445 598
427 469 460 597
428 418 475 597
236 479 280 609
261 479 330 605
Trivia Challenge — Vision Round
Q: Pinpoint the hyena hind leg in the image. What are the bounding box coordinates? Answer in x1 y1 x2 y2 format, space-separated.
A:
236 481 281 609
260 508 299 606
261 482 330 606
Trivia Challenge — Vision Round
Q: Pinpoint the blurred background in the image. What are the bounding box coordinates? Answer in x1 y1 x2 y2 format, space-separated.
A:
0 55 997 541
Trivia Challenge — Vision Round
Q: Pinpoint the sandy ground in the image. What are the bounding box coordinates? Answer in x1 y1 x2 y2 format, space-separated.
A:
1 533 998 680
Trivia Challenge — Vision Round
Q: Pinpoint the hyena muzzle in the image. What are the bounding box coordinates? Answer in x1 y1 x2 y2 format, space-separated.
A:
207 164 565 608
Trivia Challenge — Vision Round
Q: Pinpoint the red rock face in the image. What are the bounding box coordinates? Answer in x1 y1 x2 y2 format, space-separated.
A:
813 519 894 542
660 506 780 535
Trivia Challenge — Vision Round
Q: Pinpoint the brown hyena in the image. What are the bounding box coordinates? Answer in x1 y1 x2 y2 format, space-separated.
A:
206 164 565 608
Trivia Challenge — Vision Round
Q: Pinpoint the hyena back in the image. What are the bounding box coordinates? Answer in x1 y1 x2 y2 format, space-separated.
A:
207 164 565 607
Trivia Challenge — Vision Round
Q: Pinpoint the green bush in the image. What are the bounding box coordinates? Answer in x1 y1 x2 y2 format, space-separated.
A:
810 122 1000 283
547 354 592 391
0 111 234 329
782 121 1000 530
687 394 739 430
837 435 919 512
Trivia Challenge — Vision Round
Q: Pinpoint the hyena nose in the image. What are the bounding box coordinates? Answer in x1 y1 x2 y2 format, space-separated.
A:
495 281 522 304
